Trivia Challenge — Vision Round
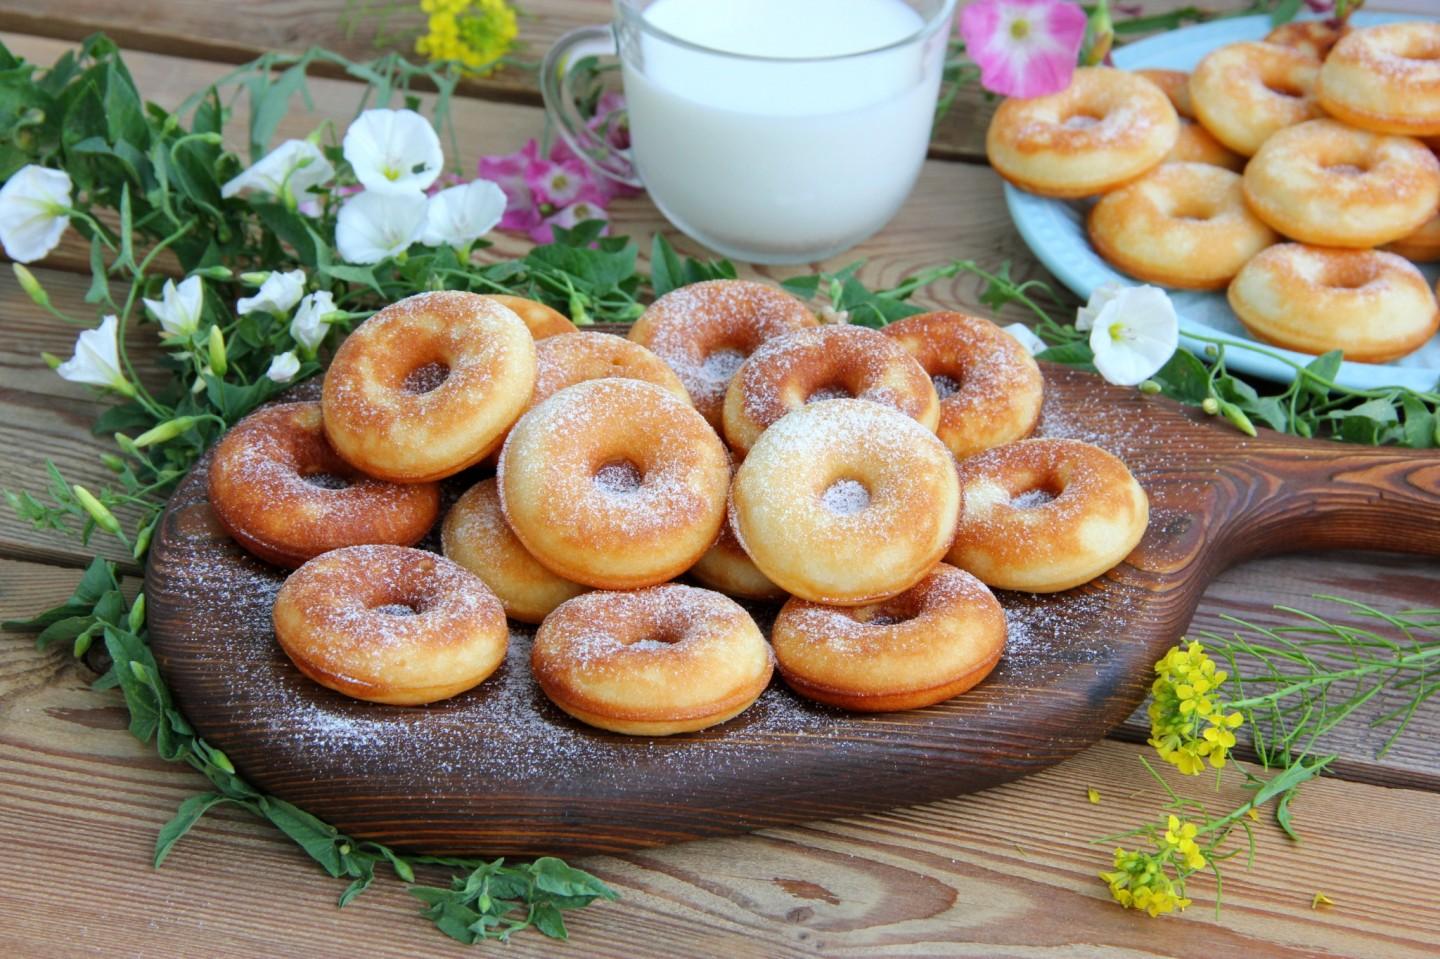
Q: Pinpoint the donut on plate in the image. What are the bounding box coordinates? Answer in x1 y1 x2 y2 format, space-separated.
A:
629 279 816 427
322 291 536 483
1188 42 1321 156
442 478 588 624
986 67 1180 198
947 439 1149 593
881 311 1044 459
1228 244 1440 363
771 564 1006 712
1242 119 1440 248
499 378 731 590
1135 69 1245 171
272 544 508 705
1317 22 1440 137
730 399 960 606
1087 162 1278 289
207 402 440 567
482 294 577 340
531 584 773 736
1264 20 1347 61
721 325 939 457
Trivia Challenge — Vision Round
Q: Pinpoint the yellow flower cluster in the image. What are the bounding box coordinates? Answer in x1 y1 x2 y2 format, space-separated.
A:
1101 815 1209 917
415 0 519 76
1147 641 1246 775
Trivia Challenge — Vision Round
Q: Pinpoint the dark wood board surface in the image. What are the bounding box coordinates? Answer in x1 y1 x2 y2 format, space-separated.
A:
145 362 1440 857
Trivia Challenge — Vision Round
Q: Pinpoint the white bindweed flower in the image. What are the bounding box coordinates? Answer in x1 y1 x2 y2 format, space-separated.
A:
1088 285 1180 387
335 190 426 264
289 290 337 353
56 314 133 395
220 139 335 205
342 109 443 195
421 179 506 249
0 165 73 263
142 275 204 338
266 351 301 384
1001 322 1047 356
237 269 306 316
1075 280 1125 332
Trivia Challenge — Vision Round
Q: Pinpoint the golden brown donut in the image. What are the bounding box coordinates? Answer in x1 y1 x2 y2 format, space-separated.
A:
1385 209 1440 263
986 67 1180 198
947 439 1149 593
1189 42 1322 156
531 584 773 736
1228 244 1440 363
207 402 440 568
1264 20 1347 61
498 378 731 590
1317 22 1440 137
1136 69 1245 171
771 564 1006 712
629 280 817 427
1087 162 1278 289
688 512 786 602
731 399 960 606
482 294 577 339
272 544 508 705
882 311 1044 459
1242 119 1440 248
441 478 588 624
322 291 536 483
721 325 939 457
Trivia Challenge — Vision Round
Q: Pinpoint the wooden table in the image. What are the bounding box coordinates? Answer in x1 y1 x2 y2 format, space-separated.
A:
1 3 1437 956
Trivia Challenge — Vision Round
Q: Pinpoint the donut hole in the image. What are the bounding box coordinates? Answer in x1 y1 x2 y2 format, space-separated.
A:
372 602 421 616
821 478 871 515
807 383 853 403
623 627 684 650
1011 488 1058 509
701 347 746 382
1324 162 1370 177
1168 197 1220 222
301 471 351 490
1060 110 1103 131
932 373 964 399
402 361 450 394
594 459 644 494
1321 259 1380 290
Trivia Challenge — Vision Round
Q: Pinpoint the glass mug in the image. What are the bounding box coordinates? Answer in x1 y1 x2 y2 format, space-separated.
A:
540 0 957 265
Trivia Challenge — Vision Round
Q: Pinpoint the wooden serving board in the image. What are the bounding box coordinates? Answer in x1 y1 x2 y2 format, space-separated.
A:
146 361 1440 856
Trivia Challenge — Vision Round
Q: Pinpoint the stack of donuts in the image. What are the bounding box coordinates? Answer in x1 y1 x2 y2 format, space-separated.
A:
987 19 1440 364
211 282 1150 737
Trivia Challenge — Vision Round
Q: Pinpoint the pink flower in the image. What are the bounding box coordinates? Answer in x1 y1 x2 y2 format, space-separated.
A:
959 0 1088 99
478 141 542 231
529 190 610 244
525 157 589 207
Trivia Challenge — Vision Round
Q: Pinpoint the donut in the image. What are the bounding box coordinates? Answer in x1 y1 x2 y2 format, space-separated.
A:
881 311 1044 459
322 291 536 483
1264 20 1347 61
1087 162 1278 290
947 439 1149 593
771 564 1005 712
629 280 817 427
721 325 939 457
534 331 690 406
207 402 440 567
1242 119 1440 248
272 544 508 705
482 294 577 340
1317 22 1440 137
986 67 1179 198
689 512 786 602
1135 69 1244 171
1188 42 1321 156
441 478 588 624
499 378 730 589
1228 244 1440 363
531 585 773 736
1385 209 1440 263
731 399 960 606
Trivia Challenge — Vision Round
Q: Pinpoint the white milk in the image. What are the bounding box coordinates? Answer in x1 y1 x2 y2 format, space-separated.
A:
620 0 947 263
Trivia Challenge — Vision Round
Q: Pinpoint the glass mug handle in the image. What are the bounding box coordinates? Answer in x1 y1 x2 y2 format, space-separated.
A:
538 25 642 188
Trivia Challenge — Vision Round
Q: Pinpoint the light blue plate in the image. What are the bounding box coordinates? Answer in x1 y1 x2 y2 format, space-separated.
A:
1004 12 1440 392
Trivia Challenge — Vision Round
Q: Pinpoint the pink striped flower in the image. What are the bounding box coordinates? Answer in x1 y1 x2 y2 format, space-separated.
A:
959 0 1088 99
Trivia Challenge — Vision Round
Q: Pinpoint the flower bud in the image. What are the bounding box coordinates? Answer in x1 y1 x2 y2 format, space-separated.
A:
72 484 121 536
130 660 150 683
1220 401 1257 437
1138 379 1161 395
1201 397 1219 415
208 747 236 774
193 265 234 281
128 593 146 633
207 325 228 377
12 263 50 307
100 453 126 472
73 627 95 659
133 415 200 448
41 352 62 370
132 520 154 559
114 433 142 458
239 271 270 286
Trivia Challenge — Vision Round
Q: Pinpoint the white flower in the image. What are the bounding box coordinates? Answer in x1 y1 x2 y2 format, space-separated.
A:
1075 280 1125 332
1000 322 1047 356
1088 285 1180 386
266 351 301 383
421 180 506 249
142 276 204 338
0 165 73 263
237 269 306 316
342 109 443 195
56 314 133 395
220 139 334 203
289 290 337 353
335 190 426 263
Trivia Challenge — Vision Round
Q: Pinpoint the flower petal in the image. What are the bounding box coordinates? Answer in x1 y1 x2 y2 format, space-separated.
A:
343 109 443 195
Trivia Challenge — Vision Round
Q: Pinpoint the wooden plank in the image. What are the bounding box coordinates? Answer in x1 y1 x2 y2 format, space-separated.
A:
2 558 1437 956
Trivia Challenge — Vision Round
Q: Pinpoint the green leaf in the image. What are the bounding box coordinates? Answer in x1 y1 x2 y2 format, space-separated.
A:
338 865 375 907
35 615 92 650
1301 351 1343 399
1270 0 1305 26
780 275 821 300
530 857 619 902
1400 394 1437 449
531 902 568 940
1151 350 1211 405
154 792 234 866
258 797 343 877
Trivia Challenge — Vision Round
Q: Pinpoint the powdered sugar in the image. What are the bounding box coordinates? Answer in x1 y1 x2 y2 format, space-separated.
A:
822 479 871 515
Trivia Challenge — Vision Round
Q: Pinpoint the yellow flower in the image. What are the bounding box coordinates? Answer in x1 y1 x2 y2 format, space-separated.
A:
416 0 519 76
1101 847 1194 918
1148 640 1247 775
1163 815 1207 871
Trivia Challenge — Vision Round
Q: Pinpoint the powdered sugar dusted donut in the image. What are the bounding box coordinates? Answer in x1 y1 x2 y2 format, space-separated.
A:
1188 42 1321 156
482 294 577 340
688 512 786 602
532 584 773 736
772 564 1006 712
1317 22 1440 137
1136 69 1244 171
